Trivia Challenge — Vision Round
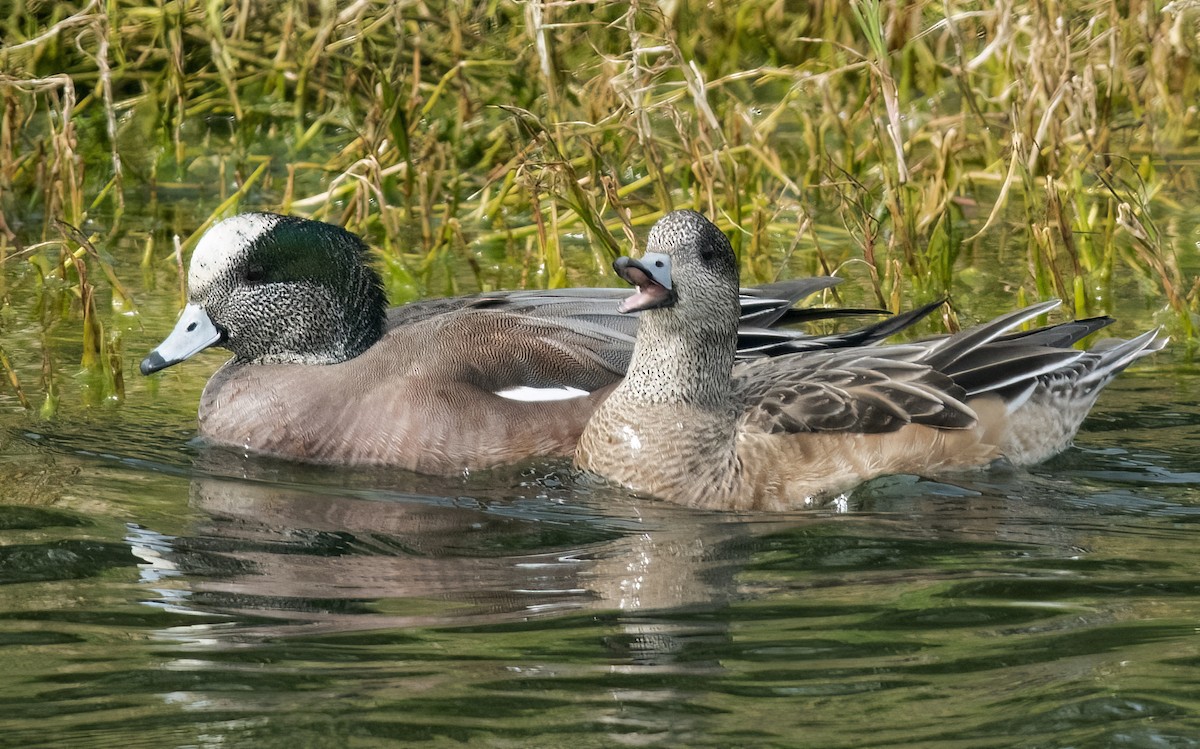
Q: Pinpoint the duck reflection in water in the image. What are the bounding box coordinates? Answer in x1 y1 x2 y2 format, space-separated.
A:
129 447 1084 646
132 449 753 641
120 446 1139 746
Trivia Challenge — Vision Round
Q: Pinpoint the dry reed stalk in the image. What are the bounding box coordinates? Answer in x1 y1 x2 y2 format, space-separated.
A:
0 345 31 411
0 75 83 230
90 12 124 216
204 0 243 120
850 0 909 185
611 0 674 210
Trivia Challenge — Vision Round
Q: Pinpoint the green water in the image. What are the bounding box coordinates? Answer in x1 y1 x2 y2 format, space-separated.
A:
0 213 1198 747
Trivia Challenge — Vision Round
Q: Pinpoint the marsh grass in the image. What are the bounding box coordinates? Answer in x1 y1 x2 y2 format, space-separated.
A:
1 0 1197 409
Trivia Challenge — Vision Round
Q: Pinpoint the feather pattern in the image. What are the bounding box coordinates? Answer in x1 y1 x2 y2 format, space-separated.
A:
734 349 976 434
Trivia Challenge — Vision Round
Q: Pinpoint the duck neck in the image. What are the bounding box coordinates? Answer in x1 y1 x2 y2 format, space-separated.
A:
340 265 388 360
620 306 738 411
249 264 386 366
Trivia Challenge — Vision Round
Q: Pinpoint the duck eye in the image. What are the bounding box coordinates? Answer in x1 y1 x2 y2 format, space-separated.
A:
245 265 266 284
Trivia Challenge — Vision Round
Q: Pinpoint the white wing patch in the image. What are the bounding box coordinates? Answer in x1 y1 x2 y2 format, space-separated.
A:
494 385 590 402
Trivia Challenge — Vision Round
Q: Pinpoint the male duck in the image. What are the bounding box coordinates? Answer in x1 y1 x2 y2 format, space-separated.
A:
575 210 1166 511
141 213 929 474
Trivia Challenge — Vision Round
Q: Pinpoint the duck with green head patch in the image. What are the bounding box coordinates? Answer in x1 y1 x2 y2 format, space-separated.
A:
575 210 1166 511
142 213 932 475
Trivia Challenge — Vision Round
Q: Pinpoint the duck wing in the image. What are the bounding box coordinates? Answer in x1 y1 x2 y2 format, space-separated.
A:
399 309 635 396
390 278 874 330
734 346 977 435
734 301 1161 436
735 299 943 358
391 279 930 365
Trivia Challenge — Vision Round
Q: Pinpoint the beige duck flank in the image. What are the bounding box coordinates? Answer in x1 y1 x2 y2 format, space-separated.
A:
575 210 1165 511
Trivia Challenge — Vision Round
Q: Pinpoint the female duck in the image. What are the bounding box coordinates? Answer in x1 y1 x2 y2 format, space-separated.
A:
576 210 1164 510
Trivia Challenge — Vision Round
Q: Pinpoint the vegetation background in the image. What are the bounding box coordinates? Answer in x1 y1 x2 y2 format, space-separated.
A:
1 0 1197 410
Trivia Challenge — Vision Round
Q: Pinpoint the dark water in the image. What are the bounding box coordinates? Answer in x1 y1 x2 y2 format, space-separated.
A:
1 223 1199 747
1 350 1198 747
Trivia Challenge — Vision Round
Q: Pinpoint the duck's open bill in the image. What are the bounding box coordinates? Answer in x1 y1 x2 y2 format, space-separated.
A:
614 253 675 314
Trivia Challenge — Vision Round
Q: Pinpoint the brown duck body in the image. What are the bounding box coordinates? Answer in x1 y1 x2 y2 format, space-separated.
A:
199 309 616 473
580 396 1017 511
576 210 1165 511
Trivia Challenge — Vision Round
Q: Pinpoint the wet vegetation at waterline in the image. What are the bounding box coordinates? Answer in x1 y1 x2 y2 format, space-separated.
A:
0 0 1197 412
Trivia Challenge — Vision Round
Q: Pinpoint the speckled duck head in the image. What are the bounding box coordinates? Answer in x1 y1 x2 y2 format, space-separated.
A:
603 210 745 410
140 213 387 375
613 209 742 334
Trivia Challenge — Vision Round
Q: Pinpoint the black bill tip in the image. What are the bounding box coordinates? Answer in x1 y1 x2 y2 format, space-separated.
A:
140 351 169 376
